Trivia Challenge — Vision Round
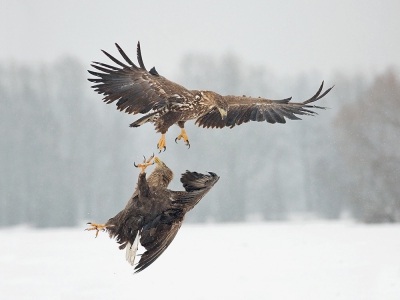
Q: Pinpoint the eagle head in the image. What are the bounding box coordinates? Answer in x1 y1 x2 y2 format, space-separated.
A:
151 157 174 187
154 156 167 167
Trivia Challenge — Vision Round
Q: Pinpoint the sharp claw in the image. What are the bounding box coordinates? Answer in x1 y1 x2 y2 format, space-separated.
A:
87 222 91 225
188 144 190 149
163 146 166 152
158 149 162 154
175 137 178 143
134 162 138 168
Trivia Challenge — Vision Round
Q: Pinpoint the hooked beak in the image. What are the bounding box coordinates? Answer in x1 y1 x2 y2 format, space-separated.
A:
154 156 162 165
218 108 228 120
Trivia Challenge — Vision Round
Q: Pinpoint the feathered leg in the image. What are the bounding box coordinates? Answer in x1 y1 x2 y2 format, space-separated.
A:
175 121 190 148
155 112 182 152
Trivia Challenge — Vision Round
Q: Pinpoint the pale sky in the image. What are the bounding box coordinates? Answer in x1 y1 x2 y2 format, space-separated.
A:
1 0 399 78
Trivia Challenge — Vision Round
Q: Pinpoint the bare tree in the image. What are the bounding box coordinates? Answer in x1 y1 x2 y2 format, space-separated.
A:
335 69 400 222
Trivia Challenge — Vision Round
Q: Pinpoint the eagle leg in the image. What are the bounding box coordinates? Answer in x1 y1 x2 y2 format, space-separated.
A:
134 155 154 173
85 222 107 238
157 134 167 153
175 128 190 149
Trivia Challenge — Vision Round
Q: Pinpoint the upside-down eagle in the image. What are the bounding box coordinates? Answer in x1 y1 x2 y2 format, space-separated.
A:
86 156 219 273
88 42 334 151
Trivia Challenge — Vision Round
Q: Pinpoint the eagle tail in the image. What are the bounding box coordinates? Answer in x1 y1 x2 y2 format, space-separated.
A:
126 232 140 266
129 111 159 127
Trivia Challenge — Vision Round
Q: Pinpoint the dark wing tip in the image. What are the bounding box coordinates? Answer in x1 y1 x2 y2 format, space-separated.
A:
303 81 333 104
316 85 334 100
136 41 146 70
272 96 292 104
180 170 220 192
114 43 138 68
101 49 129 68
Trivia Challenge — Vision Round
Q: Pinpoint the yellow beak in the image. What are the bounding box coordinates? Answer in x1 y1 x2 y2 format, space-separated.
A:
154 156 162 165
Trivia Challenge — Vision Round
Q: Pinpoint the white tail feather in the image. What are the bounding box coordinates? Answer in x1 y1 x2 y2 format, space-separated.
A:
125 232 139 266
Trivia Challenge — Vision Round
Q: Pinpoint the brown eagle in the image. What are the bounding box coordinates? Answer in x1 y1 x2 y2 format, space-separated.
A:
86 156 219 273
88 42 333 151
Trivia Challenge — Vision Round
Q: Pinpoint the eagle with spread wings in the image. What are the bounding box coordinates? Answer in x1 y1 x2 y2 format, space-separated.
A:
86 156 219 273
88 42 333 151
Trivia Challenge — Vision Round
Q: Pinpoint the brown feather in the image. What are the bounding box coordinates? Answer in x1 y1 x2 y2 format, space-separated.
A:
195 82 332 129
88 42 333 136
103 160 219 273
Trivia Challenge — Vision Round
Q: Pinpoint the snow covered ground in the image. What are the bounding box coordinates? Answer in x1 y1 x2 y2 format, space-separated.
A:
1 221 400 300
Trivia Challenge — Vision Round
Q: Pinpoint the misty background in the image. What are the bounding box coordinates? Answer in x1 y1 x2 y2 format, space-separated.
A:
1 0 399 227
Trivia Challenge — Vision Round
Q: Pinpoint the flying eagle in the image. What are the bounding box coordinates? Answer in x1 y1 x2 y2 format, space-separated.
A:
88 42 333 151
86 156 219 273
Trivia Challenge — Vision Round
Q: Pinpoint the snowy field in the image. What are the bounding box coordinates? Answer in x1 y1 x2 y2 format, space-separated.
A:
1 221 400 300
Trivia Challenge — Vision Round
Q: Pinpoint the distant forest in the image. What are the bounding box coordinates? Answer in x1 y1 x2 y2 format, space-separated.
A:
1 54 399 227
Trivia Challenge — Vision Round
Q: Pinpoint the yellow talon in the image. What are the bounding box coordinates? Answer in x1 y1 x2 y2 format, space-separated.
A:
157 134 166 152
134 155 154 173
175 128 190 148
85 222 107 238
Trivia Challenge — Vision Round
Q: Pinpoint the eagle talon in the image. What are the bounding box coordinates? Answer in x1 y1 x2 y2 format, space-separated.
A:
175 128 190 149
159 147 166 153
134 155 154 173
85 222 107 238
157 134 167 152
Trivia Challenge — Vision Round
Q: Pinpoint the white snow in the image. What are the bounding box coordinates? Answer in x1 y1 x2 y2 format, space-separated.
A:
1 221 400 300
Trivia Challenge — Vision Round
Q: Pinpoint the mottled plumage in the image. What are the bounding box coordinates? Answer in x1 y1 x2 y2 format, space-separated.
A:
88 42 333 150
95 157 219 273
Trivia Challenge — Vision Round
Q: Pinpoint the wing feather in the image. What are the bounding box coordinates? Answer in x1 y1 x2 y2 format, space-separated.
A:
195 81 333 128
263 109 277 123
136 42 147 70
134 171 219 273
175 171 220 208
269 107 286 123
88 43 193 115
115 43 138 68
101 49 130 68
135 216 183 273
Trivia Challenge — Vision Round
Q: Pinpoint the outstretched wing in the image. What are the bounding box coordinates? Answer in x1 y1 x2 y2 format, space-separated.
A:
134 171 219 273
175 171 220 209
88 42 193 115
195 82 334 129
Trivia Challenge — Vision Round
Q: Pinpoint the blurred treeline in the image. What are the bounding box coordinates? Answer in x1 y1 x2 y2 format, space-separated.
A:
1 54 399 227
